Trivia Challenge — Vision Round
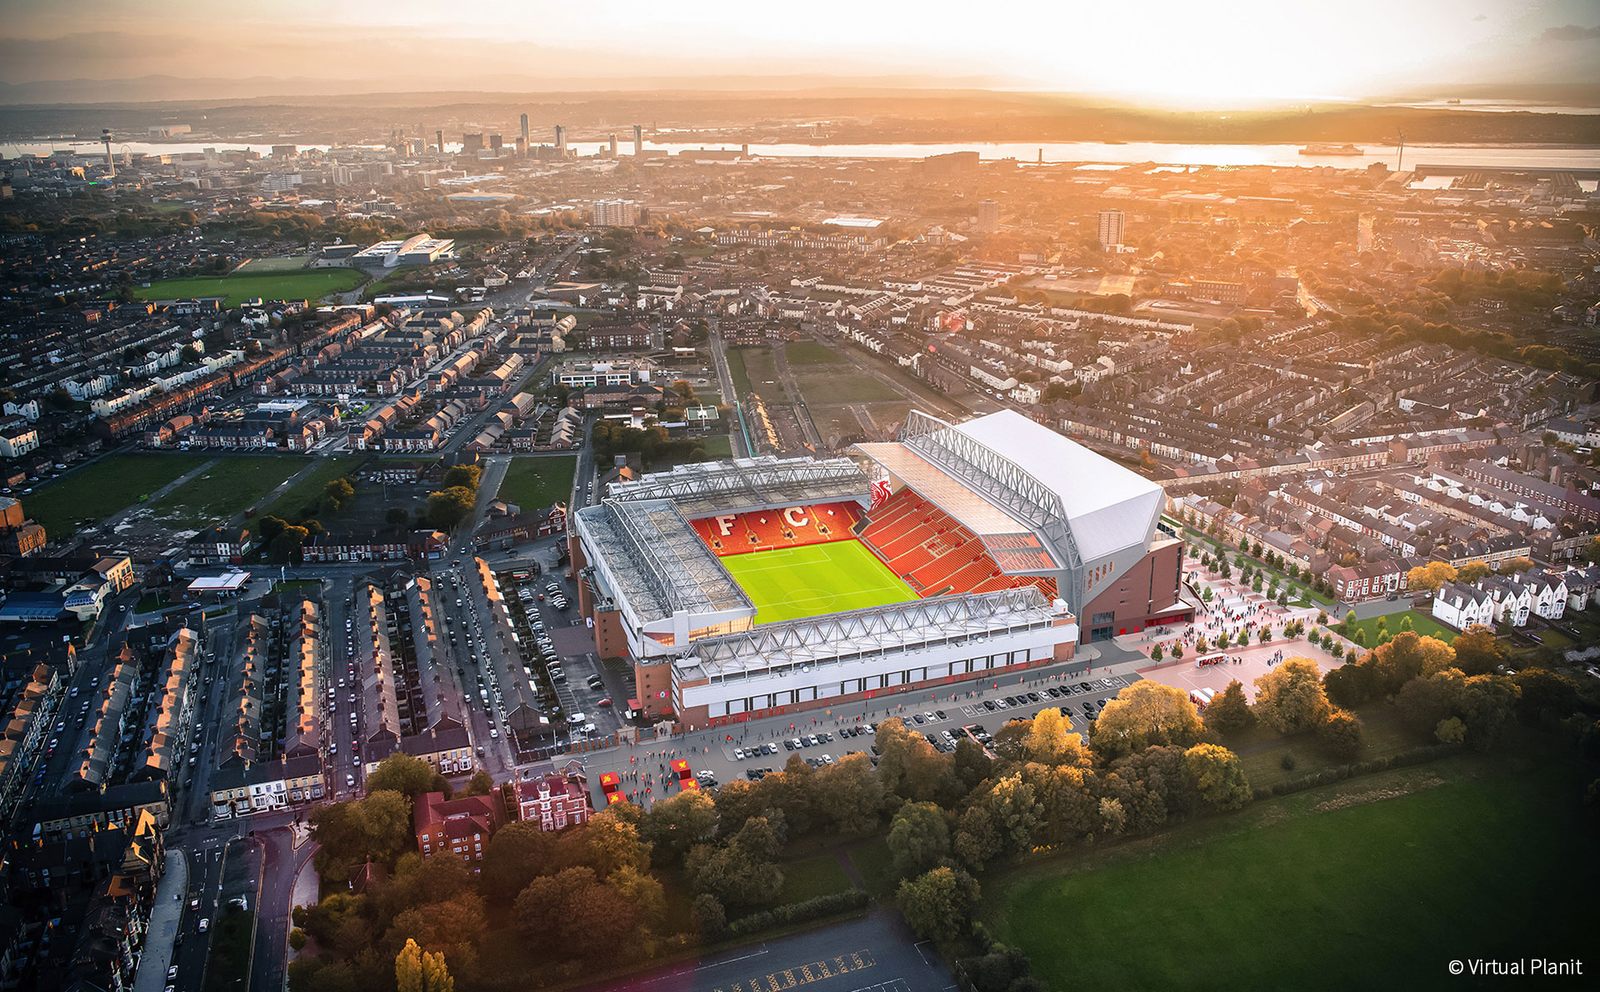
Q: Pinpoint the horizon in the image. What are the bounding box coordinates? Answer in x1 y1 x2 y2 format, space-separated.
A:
2 0 1599 108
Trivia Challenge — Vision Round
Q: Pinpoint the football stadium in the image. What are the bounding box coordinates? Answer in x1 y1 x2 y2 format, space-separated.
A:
570 410 1189 725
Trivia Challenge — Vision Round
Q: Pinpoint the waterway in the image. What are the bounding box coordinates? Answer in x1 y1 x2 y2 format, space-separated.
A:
9 137 1600 171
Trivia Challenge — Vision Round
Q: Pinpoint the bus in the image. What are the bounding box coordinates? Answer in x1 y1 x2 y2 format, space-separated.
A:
1196 652 1228 667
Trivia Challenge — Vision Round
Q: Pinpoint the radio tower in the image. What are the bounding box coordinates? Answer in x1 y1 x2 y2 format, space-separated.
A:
1396 131 1405 172
101 128 116 178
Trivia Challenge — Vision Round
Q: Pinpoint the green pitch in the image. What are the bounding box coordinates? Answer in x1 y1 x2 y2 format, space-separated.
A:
721 541 920 624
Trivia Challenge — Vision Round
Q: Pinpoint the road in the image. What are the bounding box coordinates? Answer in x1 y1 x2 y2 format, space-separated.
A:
708 327 751 458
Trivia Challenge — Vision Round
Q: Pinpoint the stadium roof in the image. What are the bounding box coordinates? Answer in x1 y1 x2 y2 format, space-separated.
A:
878 410 1160 566
954 410 1162 561
607 456 869 518
573 499 751 625
676 586 1059 682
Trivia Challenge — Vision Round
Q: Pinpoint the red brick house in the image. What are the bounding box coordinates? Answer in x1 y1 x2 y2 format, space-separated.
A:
413 790 506 869
515 772 592 832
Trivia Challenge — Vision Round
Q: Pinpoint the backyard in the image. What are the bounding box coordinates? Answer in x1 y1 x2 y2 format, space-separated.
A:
989 751 1596 991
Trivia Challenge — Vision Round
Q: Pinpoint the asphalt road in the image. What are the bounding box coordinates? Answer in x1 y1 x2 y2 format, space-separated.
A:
581 909 955 992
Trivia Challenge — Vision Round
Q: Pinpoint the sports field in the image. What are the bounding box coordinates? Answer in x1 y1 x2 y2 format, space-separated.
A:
134 268 366 308
721 540 919 624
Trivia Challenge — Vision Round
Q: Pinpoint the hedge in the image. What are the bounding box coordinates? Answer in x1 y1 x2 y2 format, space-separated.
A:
728 890 870 937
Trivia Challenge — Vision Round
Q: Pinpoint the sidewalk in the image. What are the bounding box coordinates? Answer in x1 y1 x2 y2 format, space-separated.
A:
132 850 189 992
286 846 320 964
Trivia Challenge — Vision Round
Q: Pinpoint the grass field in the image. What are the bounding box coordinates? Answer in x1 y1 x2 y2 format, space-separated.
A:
148 455 310 528
28 453 211 537
700 434 733 458
786 341 848 366
775 853 855 905
499 456 577 510
1342 609 1458 645
135 268 365 307
259 455 365 521
233 255 313 273
722 541 919 624
991 753 1596 991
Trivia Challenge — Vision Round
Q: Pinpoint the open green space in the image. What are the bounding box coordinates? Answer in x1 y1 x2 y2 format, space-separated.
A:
699 434 733 458
792 369 901 405
726 347 754 397
500 456 578 511
135 267 365 308
741 346 782 391
203 906 256 992
1342 609 1458 645
148 455 310 528
28 453 210 538
786 341 849 366
234 254 313 273
775 852 855 905
1230 702 1422 791
722 541 919 625
991 753 1596 992
258 455 366 521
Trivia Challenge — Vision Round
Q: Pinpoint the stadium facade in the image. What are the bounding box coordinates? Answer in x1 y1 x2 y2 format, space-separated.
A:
569 410 1189 725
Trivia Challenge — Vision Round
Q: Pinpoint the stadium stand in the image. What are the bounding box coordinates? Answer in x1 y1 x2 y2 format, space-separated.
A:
691 502 864 556
858 487 1056 598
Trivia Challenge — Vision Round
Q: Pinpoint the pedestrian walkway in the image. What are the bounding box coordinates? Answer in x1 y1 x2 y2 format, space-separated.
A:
132 849 188 992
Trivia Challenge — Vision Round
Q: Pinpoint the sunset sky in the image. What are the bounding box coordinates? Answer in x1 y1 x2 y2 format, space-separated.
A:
2 0 1598 104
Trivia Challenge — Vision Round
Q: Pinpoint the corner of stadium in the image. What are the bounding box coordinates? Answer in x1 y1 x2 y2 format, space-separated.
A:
567 409 1191 727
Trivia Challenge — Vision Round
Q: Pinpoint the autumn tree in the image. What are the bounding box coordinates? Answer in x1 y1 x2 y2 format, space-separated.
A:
813 753 885 835
1091 681 1205 758
897 867 981 942
886 802 951 879
1406 561 1458 594
640 790 718 865
1318 709 1365 759
364 754 449 800
1252 659 1332 735
1450 625 1505 676
1022 708 1091 766
1369 632 1456 694
1182 743 1251 810
1203 680 1255 735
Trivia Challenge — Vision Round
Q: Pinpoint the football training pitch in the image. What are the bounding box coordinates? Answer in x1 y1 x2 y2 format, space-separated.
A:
721 540 919 624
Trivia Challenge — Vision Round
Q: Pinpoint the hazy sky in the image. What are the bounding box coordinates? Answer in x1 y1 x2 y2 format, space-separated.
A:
3 0 1598 104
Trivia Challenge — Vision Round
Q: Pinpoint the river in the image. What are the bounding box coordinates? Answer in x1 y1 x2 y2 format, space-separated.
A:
9 137 1600 171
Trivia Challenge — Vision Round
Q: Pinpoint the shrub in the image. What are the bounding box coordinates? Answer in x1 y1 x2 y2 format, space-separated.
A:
727 890 869 937
1280 752 1297 771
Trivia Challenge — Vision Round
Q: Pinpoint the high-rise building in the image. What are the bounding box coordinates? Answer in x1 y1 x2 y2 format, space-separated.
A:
489 134 503 153
554 124 567 156
632 124 643 156
1097 209 1125 249
436 130 444 153
608 133 618 158
519 113 530 146
591 199 639 228
976 199 998 233
463 132 484 155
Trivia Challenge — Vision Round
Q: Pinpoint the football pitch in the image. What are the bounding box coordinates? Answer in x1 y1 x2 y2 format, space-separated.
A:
721 540 919 624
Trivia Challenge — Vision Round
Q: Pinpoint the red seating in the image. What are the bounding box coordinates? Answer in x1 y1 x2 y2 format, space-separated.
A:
857 487 1061 600
691 502 863 557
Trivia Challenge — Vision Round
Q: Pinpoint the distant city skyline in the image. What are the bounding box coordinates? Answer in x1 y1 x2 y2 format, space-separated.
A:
0 0 1597 106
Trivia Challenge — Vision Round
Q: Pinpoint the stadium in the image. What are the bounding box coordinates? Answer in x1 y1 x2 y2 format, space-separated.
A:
569 410 1189 725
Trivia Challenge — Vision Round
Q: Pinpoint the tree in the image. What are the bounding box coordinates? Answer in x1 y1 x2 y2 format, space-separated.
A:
813 753 884 835
269 524 310 563
365 754 449 800
1369 632 1455 695
463 770 494 797
323 477 355 511
480 822 562 904
684 816 784 909
1406 561 1458 594
1091 681 1205 758
691 893 727 940
897 867 981 942
1343 610 1358 632
579 807 652 879
887 802 951 879
1458 561 1490 582
1318 709 1365 759
1150 644 1164 662
1182 743 1251 810
1252 659 1331 735
391 895 478 983
426 486 477 530
1450 625 1504 676
953 737 995 792
1324 661 1376 708
442 465 482 491
311 791 414 878
1258 627 1272 644
1022 708 1090 766
640 790 718 864
1203 680 1255 735
1435 716 1467 745
874 718 957 805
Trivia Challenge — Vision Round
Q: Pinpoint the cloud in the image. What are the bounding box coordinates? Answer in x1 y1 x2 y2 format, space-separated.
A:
1539 24 1600 42
1473 14 1486 21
